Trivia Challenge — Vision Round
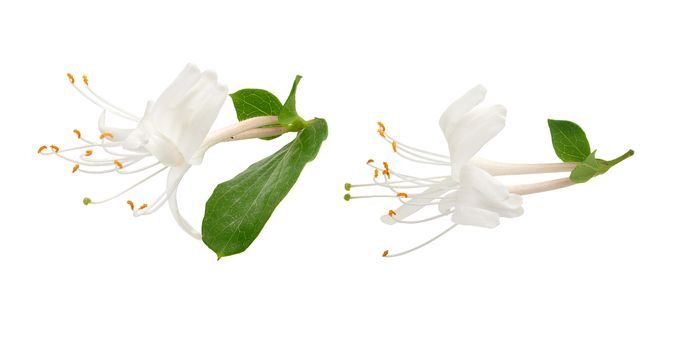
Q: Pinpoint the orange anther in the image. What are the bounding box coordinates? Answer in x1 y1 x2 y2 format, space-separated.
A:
383 162 389 171
396 192 408 198
126 200 135 210
388 210 397 217
366 159 374 164
373 169 379 178
382 250 389 257
99 132 114 140
73 129 81 139
37 145 47 154
67 73 74 84
377 129 385 138
114 160 123 169
138 204 148 210
84 150 93 157
392 141 397 152
82 74 89 85
377 122 386 138
377 122 385 131
72 164 79 173
382 170 391 179
50 145 60 152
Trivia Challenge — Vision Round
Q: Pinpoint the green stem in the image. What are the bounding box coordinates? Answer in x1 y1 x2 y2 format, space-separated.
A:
607 149 635 167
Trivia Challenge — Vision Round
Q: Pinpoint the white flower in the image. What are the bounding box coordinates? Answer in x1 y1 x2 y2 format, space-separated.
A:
346 85 574 257
39 64 279 239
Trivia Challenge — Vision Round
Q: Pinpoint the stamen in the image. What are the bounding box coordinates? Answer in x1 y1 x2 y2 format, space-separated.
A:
382 169 391 179
396 192 408 198
72 164 79 173
382 250 389 257
82 74 89 86
99 132 114 140
373 169 379 178
384 224 458 258
84 150 93 157
37 145 47 154
366 159 374 165
73 129 81 139
127 200 135 210
114 160 123 169
138 203 148 210
383 162 389 171
50 145 60 152
388 210 396 217
377 122 386 137
67 73 74 84
392 141 397 152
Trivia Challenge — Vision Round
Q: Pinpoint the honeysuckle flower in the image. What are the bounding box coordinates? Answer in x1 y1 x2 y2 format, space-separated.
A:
38 64 283 239
345 85 578 257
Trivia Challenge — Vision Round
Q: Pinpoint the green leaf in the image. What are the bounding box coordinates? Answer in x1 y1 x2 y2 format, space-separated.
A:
230 89 284 121
202 118 329 258
570 149 635 183
548 119 591 162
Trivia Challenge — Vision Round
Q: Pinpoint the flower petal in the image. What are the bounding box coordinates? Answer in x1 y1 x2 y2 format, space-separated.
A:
452 206 500 228
439 85 487 132
166 164 201 239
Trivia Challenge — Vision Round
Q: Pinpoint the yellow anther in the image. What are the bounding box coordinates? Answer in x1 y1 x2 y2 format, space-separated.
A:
138 203 148 210
377 122 385 131
396 192 408 198
366 159 374 164
50 145 60 152
392 141 397 152
382 250 389 257
84 150 93 157
99 132 114 140
37 145 47 154
377 121 386 138
114 160 123 169
73 129 81 139
82 74 89 85
373 169 379 178
67 73 74 84
388 210 397 217
72 164 79 173
126 200 135 210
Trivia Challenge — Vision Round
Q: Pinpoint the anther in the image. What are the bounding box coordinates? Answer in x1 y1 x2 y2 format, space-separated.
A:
67 73 74 84
366 159 374 164
382 250 389 257
84 150 93 157
373 169 379 178
383 162 389 171
114 160 123 169
50 145 60 152
344 194 351 201
382 169 391 179
396 192 408 198
72 164 79 173
388 210 397 217
138 203 148 210
392 141 397 152
127 200 135 210
37 145 47 154
99 132 114 140
82 74 89 86
73 129 81 139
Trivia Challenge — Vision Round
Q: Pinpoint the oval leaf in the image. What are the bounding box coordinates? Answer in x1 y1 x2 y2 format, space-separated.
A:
202 119 328 258
548 119 591 162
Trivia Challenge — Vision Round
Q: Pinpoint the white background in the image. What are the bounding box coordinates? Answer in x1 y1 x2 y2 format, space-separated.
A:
1 1 676 349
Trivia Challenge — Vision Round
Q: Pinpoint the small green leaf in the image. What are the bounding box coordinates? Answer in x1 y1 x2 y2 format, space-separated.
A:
202 118 329 258
230 89 283 121
548 119 591 162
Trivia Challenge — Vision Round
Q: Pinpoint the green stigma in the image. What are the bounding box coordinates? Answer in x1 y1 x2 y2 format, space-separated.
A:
343 194 351 201
344 183 352 191
83 197 92 205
